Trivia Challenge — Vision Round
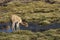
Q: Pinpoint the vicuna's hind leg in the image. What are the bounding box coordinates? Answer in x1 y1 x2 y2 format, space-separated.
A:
16 23 20 30
12 22 15 31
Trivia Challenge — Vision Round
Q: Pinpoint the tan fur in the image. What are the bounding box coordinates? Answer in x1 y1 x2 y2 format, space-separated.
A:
11 14 28 31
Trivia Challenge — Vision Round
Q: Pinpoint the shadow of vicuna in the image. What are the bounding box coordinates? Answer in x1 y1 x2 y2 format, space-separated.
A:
21 22 60 32
0 22 60 32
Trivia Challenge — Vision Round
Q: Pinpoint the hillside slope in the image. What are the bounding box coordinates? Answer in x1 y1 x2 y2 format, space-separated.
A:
0 0 60 25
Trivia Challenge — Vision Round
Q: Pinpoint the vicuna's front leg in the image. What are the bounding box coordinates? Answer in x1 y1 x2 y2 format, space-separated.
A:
16 22 20 30
12 22 15 31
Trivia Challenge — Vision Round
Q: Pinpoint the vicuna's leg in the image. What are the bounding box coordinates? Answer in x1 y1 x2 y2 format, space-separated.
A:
16 22 20 30
12 22 15 31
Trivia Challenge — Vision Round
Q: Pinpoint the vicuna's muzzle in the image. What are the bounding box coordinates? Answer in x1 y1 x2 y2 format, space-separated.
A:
21 22 28 27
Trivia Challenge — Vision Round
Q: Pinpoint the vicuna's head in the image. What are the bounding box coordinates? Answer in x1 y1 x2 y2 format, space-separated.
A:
21 20 28 27
22 22 28 27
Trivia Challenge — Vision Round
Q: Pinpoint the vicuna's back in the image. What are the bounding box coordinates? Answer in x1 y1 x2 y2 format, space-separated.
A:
11 15 22 23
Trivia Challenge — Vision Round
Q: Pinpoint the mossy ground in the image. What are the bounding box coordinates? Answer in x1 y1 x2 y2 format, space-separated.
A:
0 1 60 40
0 1 60 25
0 29 60 40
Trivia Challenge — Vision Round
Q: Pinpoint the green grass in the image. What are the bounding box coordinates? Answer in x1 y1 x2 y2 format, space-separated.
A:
0 1 60 25
0 29 60 40
0 1 60 40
